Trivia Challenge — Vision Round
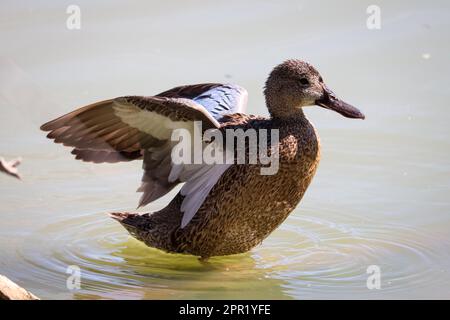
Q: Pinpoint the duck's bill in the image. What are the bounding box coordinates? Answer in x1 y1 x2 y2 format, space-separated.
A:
315 85 365 120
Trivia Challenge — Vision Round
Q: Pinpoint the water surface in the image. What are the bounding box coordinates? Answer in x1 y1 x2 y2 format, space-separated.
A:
0 0 449 299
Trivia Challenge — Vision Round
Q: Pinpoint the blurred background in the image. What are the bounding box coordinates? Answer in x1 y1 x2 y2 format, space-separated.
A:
0 0 449 299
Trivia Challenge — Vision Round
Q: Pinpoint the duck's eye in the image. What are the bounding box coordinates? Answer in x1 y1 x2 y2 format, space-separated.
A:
319 76 323 82
299 78 309 85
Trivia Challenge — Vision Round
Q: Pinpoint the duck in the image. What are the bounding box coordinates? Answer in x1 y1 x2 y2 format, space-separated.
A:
41 59 364 260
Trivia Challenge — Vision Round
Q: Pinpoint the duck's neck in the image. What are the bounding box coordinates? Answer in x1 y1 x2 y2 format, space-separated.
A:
272 109 307 123
266 94 309 124
268 105 309 126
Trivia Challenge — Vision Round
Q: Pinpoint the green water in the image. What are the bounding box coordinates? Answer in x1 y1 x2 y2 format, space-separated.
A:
0 0 449 299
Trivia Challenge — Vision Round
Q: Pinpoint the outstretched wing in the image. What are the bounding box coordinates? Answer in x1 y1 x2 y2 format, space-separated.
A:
41 83 248 228
41 96 219 153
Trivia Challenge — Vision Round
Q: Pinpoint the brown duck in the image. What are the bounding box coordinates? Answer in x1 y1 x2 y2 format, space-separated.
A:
41 60 364 259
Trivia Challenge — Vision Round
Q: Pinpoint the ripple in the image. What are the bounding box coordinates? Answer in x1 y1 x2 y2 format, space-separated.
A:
253 208 449 298
18 213 285 299
15 208 450 299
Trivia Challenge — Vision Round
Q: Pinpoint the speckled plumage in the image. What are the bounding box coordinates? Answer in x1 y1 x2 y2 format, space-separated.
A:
41 59 364 259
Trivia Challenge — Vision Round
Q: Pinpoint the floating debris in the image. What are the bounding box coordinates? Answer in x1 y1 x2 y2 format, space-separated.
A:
0 157 22 180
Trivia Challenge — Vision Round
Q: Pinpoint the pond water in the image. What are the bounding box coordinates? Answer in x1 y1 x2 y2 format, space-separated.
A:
0 0 449 299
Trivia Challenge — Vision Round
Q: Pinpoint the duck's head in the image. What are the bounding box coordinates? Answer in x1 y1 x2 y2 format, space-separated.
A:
264 59 365 120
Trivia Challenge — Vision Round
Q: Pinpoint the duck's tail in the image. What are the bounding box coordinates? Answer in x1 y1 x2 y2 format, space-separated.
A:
109 212 148 239
110 211 181 254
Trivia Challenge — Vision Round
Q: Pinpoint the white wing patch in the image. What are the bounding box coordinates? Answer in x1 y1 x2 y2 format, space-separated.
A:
236 87 248 113
177 163 231 228
112 99 193 140
168 137 233 228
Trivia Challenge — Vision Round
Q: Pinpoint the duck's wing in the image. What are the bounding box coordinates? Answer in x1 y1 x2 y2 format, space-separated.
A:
41 84 248 162
41 84 248 228
41 96 219 158
157 83 248 121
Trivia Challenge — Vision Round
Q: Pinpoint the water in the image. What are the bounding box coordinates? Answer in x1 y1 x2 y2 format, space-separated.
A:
1 0 449 299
